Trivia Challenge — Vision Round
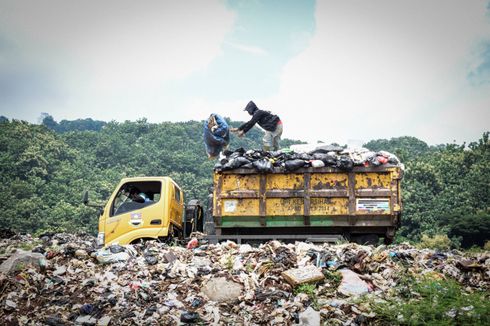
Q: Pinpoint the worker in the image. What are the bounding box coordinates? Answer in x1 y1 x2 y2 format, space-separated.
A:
231 101 282 151
126 186 145 203
203 113 230 158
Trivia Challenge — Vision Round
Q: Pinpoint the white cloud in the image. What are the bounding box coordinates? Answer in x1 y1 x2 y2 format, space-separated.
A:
0 0 235 120
262 0 490 145
226 41 268 55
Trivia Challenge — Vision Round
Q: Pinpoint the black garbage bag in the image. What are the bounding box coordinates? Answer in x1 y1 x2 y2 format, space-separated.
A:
181 311 200 323
309 145 344 153
285 159 305 171
337 155 354 171
312 153 328 161
109 244 125 253
242 163 254 169
312 153 337 165
145 255 158 265
388 156 399 165
298 153 312 161
213 162 223 171
222 157 251 170
270 150 284 158
368 155 381 166
253 158 273 173
228 151 241 159
324 154 338 166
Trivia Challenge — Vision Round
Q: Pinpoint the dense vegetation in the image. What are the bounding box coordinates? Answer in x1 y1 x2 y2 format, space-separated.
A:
0 115 488 247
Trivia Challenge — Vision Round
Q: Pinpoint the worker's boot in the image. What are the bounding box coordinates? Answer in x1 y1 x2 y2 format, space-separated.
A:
263 146 271 152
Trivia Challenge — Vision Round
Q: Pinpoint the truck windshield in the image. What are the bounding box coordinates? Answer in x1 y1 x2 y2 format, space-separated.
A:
110 181 162 217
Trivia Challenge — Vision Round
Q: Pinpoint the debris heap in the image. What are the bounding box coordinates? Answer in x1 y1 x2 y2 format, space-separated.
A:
214 145 402 173
1 233 488 325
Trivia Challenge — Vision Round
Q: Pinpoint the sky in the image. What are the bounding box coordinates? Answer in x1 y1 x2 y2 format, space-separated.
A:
1 0 489 145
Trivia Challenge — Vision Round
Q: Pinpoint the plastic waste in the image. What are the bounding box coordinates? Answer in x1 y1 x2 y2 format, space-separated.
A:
80 303 94 315
253 158 273 173
180 311 200 323
187 238 199 249
284 159 305 171
338 269 369 296
336 155 354 171
144 255 158 265
1 232 484 325
95 247 131 264
310 160 325 168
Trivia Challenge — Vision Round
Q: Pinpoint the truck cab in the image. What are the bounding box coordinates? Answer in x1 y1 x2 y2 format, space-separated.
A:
95 177 185 246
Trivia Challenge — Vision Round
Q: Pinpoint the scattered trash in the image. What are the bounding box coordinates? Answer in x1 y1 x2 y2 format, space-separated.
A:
144 255 158 265
202 277 243 302
282 265 325 286
95 245 133 264
0 249 47 274
0 233 487 324
298 306 321 326
338 268 370 296
187 238 199 249
180 311 200 323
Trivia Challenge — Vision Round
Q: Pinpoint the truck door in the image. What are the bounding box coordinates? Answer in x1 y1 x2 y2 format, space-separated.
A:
169 184 184 227
105 180 164 245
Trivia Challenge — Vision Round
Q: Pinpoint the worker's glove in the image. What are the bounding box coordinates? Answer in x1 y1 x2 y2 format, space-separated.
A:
230 128 239 132
237 130 245 138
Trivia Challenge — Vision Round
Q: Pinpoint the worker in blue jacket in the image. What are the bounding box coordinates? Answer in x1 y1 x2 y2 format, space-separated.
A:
231 101 283 151
203 113 230 158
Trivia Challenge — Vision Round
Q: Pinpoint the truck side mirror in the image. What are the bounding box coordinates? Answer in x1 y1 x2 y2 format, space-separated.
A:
82 190 89 205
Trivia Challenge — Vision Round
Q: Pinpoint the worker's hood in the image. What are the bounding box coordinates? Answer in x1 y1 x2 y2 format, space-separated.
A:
244 101 258 115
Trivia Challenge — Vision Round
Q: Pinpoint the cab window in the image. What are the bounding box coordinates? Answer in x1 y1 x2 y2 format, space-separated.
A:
110 181 162 217
174 186 181 203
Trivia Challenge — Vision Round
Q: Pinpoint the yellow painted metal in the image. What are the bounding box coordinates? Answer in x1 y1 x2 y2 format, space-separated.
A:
222 198 260 216
267 173 304 190
355 173 391 189
215 167 401 221
266 198 303 216
310 173 348 190
222 174 260 191
99 176 184 246
310 198 349 215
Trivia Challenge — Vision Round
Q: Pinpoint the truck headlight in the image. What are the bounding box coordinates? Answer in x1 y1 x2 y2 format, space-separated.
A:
97 232 105 246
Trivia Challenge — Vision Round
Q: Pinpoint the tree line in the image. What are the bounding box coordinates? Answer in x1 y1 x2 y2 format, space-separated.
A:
0 115 488 248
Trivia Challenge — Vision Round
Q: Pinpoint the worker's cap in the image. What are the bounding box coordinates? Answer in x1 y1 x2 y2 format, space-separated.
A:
244 101 258 114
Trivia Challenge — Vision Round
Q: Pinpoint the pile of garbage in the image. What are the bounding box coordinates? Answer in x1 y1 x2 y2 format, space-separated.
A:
1 233 488 325
214 145 403 173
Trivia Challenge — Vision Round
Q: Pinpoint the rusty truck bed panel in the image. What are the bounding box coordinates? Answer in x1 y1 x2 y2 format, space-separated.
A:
212 166 402 237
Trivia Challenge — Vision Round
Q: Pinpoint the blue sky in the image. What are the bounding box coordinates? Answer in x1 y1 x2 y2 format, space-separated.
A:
168 0 315 101
0 0 489 145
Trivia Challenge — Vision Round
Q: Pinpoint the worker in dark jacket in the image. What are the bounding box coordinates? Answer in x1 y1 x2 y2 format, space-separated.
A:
231 101 283 151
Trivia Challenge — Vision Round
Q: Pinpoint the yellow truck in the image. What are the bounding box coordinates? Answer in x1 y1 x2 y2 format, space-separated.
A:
86 165 402 246
83 177 203 246
210 165 403 244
